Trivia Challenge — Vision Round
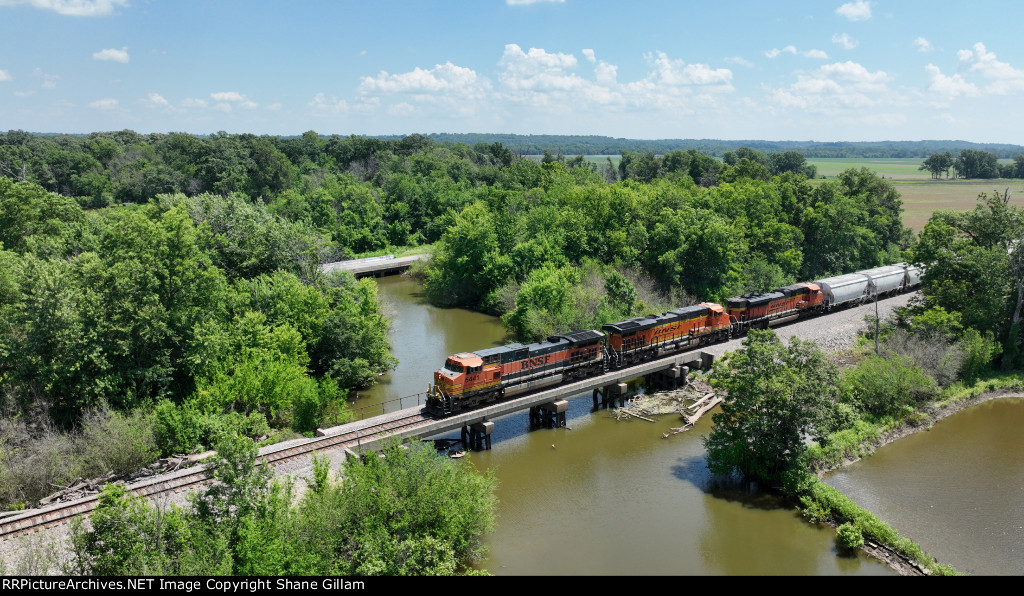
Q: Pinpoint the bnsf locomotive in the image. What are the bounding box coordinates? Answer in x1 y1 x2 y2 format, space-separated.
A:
424 263 921 416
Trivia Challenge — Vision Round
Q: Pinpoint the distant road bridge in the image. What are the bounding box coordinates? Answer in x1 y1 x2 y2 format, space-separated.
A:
320 254 430 278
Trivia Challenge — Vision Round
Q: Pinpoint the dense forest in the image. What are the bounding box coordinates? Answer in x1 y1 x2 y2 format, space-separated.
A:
3 128 1023 575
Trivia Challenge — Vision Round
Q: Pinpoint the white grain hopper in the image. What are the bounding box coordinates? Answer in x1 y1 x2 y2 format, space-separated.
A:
902 263 923 289
813 273 871 308
859 265 908 296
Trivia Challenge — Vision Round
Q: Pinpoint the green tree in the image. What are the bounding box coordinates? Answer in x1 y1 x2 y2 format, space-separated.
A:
703 330 839 483
919 152 953 179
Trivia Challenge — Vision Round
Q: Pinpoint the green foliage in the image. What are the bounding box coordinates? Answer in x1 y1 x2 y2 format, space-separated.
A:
836 522 865 550
842 354 937 418
71 483 198 575
152 400 270 457
703 330 840 484
77 408 158 477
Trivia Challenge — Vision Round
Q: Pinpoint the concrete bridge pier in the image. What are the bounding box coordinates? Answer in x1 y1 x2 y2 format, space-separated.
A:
529 400 568 428
646 364 687 391
462 421 494 451
592 382 628 410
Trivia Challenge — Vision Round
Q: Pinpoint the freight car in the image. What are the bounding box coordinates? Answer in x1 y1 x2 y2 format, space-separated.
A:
424 262 922 417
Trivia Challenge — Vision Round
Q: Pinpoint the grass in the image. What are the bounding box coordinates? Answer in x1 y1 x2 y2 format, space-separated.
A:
808 158 1024 231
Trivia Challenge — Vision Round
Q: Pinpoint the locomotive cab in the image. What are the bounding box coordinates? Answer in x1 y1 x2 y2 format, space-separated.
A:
432 353 482 398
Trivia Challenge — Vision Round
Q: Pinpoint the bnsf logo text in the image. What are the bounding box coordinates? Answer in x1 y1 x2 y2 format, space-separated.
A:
521 355 550 369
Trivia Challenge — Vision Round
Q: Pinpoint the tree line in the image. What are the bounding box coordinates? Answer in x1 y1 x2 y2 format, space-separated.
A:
919 149 1024 179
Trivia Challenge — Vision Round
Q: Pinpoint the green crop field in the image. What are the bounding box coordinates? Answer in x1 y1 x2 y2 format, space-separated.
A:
809 158 1024 231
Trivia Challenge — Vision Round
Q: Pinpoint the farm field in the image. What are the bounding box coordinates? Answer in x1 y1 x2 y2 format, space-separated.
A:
809 158 1024 231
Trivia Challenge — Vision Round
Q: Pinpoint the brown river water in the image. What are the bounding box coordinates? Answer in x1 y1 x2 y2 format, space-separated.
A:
360 275 1021 575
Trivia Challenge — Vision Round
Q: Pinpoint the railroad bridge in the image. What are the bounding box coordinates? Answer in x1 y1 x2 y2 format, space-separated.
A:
316 349 712 453
320 254 430 278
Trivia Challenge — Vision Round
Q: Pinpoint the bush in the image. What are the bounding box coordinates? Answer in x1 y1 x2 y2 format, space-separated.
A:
836 522 864 549
843 354 937 417
77 408 158 477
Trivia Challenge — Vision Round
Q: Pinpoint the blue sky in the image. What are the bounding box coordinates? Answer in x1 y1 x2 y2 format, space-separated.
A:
2 0 1024 142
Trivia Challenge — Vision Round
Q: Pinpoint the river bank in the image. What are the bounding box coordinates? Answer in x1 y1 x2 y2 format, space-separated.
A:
817 389 1024 576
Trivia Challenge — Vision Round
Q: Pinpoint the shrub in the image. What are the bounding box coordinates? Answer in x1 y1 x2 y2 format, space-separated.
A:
77 407 158 477
843 354 937 417
836 522 864 549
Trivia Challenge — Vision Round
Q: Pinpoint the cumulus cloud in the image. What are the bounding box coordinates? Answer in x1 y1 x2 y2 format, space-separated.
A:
924 64 979 98
766 45 828 59
143 92 168 107
180 97 206 108
914 37 933 52
0 69 11 81
88 97 118 109
768 60 892 112
832 33 858 49
359 61 487 99
836 0 871 21
92 46 128 63
0 0 129 16
210 91 257 108
724 56 754 68
309 92 349 113
582 48 596 63
956 42 1024 95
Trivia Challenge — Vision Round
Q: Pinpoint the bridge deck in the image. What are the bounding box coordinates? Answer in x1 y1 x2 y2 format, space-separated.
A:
320 254 430 278
317 349 707 450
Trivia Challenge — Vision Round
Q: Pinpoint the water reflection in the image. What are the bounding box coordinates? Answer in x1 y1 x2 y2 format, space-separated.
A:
367 276 894 576
825 397 1024 575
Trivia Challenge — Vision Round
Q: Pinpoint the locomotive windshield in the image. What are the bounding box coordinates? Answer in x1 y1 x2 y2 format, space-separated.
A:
444 359 464 373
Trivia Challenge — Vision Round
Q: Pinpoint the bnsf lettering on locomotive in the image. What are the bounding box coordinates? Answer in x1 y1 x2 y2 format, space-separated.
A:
522 355 551 369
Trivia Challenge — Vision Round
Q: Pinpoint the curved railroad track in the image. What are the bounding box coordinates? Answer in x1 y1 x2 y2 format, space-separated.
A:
0 409 434 540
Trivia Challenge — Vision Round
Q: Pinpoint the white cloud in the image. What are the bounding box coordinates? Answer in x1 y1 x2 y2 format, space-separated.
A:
506 0 564 5
144 92 168 107
957 42 1024 95
88 97 118 109
836 1 871 21
180 97 206 108
309 92 349 113
766 45 828 59
924 64 979 98
768 60 892 112
582 48 596 63
0 69 11 81
0 0 129 16
914 37 933 52
832 33 858 50
211 91 243 101
32 67 58 89
359 61 486 98
92 46 128 63
724 56 754 68
210 91 257 108
387 102 416 116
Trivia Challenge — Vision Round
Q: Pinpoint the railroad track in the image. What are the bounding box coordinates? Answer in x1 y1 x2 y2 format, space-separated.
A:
0 410 435 541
